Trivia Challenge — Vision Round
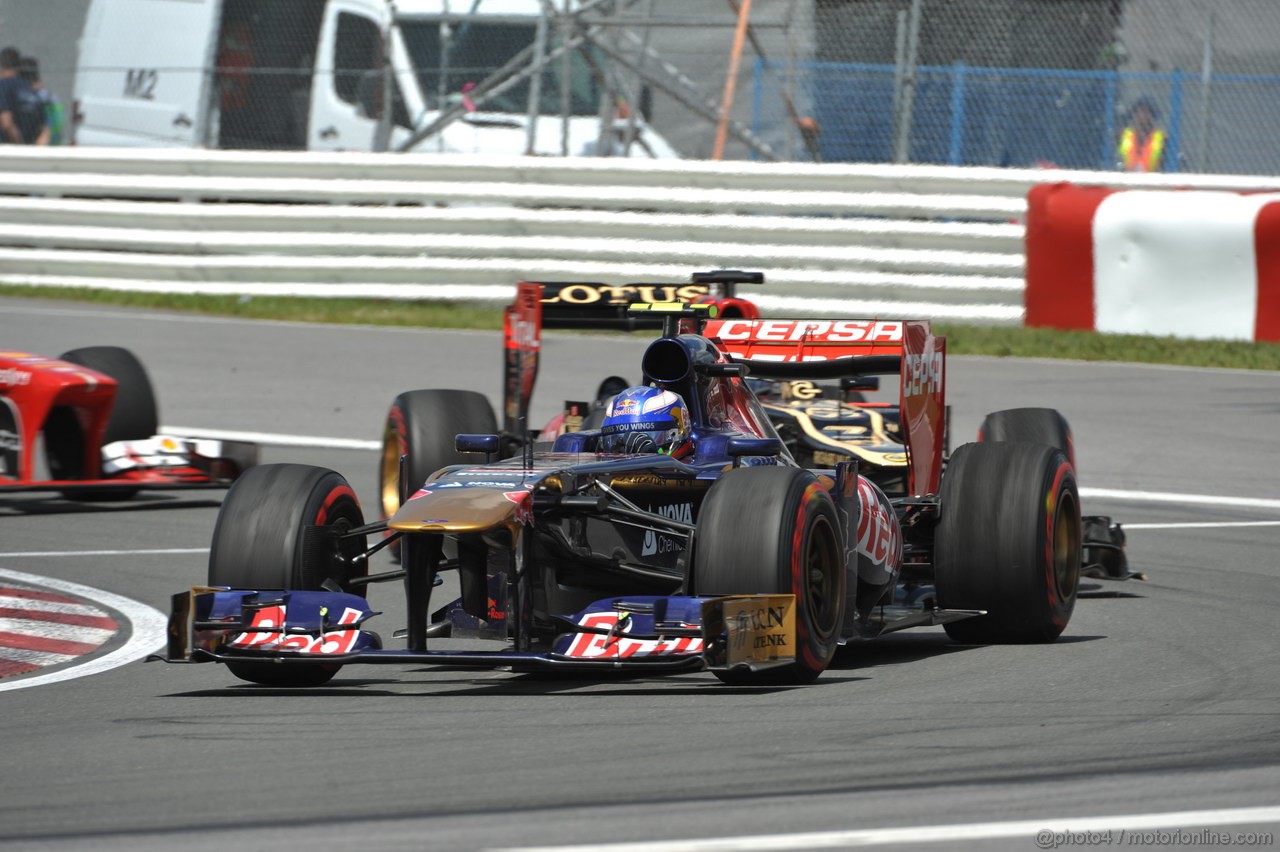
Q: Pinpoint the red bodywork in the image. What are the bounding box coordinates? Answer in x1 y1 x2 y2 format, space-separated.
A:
0 350 254 495
0 351 115 483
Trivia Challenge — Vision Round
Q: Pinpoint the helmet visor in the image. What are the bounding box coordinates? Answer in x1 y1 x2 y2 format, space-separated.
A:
599 427 678 454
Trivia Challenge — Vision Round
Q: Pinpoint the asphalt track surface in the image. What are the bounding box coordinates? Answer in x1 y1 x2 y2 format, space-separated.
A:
1 297 1278 851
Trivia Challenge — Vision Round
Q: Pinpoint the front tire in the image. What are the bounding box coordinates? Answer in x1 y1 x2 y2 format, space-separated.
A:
209 463 367 686
59 346 159 444
55 346 159 500
695 467 845 685
935 442 1081 644
378 389 498 560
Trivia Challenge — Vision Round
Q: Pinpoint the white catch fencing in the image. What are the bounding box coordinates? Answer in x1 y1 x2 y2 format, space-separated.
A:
3 147 1276 323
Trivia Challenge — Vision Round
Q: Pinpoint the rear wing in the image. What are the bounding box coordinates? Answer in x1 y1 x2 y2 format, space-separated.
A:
703 318 905 378
534 270 763 329
501 271 762 438
704 318 947 497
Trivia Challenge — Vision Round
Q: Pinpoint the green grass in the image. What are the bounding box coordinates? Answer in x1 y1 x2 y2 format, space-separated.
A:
934 322 1280 371
4 284 1279 371
0 285 505 331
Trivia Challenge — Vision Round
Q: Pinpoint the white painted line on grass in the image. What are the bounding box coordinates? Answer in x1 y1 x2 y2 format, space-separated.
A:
493 805 1280 851
0 568 169 693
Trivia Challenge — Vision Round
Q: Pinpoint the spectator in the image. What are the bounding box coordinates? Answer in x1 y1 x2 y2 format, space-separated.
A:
1117 97 1165 172
0 46 46 144
19 56 61 145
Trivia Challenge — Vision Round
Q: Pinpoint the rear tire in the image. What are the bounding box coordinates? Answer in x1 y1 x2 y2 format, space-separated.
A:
979 407 1074 468
55 346 159 500
935 442 1080 644
209 463 367 686
695 467 845 685
378 390 497 561
981 407 1125 576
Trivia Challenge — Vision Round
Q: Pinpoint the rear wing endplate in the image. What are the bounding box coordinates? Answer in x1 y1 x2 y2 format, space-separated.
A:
704 317 946 496
502 282 542 438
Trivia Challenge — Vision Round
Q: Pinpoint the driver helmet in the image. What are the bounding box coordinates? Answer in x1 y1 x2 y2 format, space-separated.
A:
599 386 691 456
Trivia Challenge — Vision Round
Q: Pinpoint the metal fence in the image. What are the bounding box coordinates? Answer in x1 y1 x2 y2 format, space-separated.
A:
752 0 1280 175
5 0 1280 172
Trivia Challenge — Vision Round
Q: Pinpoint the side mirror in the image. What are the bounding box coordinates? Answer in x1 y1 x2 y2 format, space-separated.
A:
456 434 501 461
699 362 746 378
840 375 880 393
725 436 782 467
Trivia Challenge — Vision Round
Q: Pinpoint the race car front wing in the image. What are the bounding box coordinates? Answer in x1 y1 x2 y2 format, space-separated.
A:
155 588 803 677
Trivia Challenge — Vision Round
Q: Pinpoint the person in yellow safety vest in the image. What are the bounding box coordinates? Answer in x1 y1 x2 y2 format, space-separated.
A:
1118 97 1166 172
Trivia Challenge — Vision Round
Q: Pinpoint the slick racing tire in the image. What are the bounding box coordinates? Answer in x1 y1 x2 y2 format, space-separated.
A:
980 408 1124 576
209 464 368 687
695 466 845 685
53 346 160 500
978 407 1075 469
379 389 498 562
935 442 1081 644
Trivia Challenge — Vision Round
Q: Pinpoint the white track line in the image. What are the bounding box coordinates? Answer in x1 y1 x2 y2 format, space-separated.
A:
1080 487 1280 511
0 569 169 693
161 425 380 451
0 548 208 559
494 805 1280 851
1123 520 1280 531
161 425 1280 514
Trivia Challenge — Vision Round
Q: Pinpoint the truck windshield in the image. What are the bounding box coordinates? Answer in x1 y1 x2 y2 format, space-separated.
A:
398 20 602 116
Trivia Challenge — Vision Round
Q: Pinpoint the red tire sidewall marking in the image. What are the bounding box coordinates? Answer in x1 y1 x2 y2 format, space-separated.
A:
791 481 831 671
1042 459 1074 629
316 484 358 526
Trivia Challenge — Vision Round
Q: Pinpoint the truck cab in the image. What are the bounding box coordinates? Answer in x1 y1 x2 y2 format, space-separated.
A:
73 0 677 157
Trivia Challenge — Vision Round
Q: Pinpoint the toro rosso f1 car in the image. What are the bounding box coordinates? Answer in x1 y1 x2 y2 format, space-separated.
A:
159 287 1089 687
0 346 256 500
526 271 1129 581
500 271 1127 581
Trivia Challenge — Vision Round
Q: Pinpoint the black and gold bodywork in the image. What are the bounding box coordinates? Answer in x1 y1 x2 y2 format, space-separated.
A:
753 378 913 498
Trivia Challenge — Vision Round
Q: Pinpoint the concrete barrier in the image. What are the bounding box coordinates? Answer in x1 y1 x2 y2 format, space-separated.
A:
1026 183 1280 342
5 147 1279 325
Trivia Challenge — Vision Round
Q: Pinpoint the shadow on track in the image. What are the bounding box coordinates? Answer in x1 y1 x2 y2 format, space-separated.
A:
1078 580 1146 599
164 671 871 699
0 494 224 516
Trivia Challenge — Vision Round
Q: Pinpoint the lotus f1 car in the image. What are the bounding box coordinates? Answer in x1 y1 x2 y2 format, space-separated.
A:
747 367 1131 580
159 287 1092 687
0 346 256 500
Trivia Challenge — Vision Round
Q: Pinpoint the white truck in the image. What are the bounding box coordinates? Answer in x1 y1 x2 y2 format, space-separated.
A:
72 0 677 157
